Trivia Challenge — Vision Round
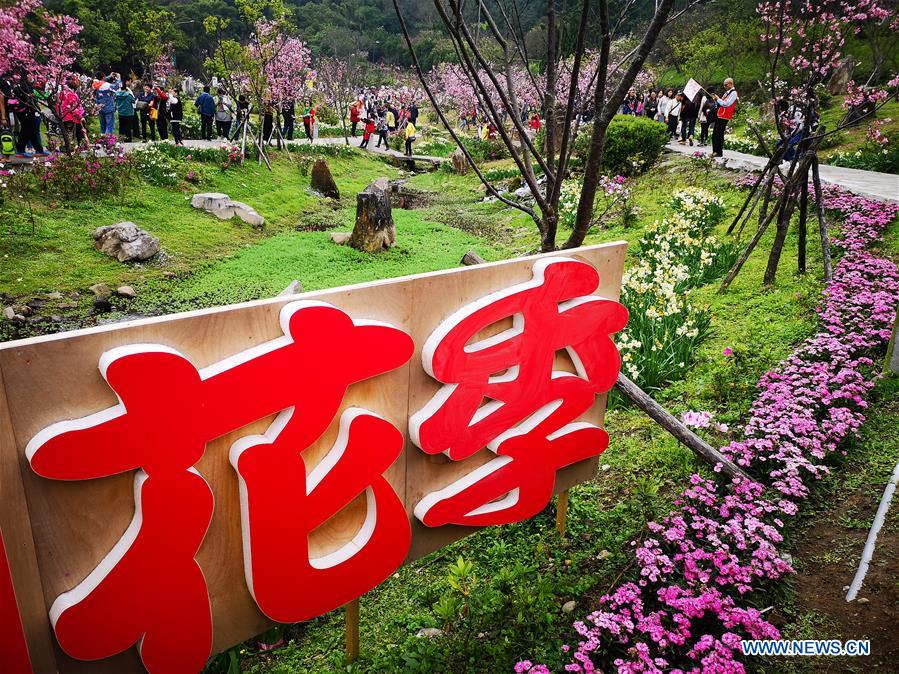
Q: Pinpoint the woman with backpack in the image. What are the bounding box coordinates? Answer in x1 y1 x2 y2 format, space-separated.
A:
137 83 156 142
679 92 700 146
214 89 233 139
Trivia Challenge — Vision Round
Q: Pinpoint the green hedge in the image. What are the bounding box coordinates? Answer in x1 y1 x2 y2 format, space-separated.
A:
574 115 669 176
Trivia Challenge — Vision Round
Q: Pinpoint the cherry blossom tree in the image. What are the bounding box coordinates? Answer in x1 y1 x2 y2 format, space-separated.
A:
393 0 703 252
316 55 366 144
0 0 82 87
721 0 898 290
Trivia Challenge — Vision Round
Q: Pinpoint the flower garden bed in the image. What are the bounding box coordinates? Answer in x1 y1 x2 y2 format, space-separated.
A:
519 184 899 673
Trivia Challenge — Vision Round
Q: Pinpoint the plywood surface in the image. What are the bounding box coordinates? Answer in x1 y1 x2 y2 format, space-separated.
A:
0 242 626 672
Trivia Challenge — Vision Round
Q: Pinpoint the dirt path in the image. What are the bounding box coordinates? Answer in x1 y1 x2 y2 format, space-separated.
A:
770 385 899 673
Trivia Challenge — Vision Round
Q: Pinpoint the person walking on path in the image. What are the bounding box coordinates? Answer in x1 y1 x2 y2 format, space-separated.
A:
375 111 389 148
281 99 295 141
350 100 361 137
215 89 233 139
404 118 416 156
644 91 659 121
93 71 120 136
712 78 738 157
55 75 85 148
137 83 156 141
10 75 46 158
657 89 671 124
168 88 184 146
194 85 216 141
679 92 700 146
698 88 716 146
230 94 249 142
666 92 682 139
115 80 137 142
301 100 315 143
359 117 375 149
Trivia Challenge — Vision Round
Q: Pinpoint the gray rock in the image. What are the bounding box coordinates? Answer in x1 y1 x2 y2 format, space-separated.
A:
415 628 444 639
278 280 304 296
3 306 15 320
46 291 64 300
93 297 112 313
93 222 160 262
329 231 351 245
89 283 111 298
13 304 32 317
191 193 265 227
562 600 576 613
116 285 136 298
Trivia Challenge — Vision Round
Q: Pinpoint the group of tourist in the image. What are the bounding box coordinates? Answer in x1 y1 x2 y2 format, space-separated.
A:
349 91 421 155
618 78 739 157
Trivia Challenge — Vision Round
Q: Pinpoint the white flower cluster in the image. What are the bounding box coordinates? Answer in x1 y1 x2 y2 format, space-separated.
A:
617 188 727 385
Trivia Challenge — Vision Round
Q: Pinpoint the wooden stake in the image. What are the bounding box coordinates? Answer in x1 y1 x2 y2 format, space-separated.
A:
811 157 833 282
797 171 809 274
614 374 750 482
555 490 569 537
345 597 360 663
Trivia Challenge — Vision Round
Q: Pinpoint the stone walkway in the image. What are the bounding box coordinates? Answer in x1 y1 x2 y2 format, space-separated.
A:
665 140 899 204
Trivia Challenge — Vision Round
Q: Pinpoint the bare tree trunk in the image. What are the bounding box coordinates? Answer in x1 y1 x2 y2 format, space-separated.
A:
563 0 677 249
763 186 796 286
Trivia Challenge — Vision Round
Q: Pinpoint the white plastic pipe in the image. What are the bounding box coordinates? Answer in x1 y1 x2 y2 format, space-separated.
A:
846 459 899 602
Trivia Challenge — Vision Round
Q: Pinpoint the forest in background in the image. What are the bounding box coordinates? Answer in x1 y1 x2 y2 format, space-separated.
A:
32 0 896 92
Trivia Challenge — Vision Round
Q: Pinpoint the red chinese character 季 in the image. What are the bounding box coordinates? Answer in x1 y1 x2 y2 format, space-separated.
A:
26 301 413 673
410 258 628 528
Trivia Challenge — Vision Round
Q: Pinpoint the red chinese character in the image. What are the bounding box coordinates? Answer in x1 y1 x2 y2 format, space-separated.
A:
410 258 627 527
26 301 413 673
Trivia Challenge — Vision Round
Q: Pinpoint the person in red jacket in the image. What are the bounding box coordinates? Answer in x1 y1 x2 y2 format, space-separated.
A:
712 78 738 157
55 75 86 147
349 100 361 137
359 117 375 149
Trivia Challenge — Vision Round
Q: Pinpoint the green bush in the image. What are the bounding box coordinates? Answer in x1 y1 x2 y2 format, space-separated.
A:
827 145 899 174
574 115 668 176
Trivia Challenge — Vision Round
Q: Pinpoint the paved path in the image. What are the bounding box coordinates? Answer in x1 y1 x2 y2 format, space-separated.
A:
665 140 899 204
1 134 447 166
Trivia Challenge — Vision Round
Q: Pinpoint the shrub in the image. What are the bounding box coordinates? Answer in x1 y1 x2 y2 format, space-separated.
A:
31 139 135 199
574 115 668 176
827 144 899 174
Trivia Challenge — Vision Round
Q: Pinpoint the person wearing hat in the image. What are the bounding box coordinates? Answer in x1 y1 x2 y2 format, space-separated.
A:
712 78 738 157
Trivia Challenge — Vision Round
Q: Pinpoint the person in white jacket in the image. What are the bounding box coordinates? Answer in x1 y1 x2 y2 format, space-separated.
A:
657 89 671 123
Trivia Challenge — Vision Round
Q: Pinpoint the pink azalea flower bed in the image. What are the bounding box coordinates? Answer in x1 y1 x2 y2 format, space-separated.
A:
518 184 899 674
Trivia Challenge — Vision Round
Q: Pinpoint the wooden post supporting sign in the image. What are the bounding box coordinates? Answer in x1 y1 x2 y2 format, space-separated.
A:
345 598 360 663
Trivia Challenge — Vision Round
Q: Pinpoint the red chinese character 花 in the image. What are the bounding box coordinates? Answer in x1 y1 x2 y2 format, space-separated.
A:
26 301 413 673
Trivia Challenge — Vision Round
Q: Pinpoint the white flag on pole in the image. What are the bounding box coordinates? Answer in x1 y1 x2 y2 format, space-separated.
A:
684 78 703 101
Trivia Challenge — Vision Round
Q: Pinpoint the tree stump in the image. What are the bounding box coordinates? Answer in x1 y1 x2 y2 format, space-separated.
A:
310 159 340 199
450 148 469 175
348 178 396 253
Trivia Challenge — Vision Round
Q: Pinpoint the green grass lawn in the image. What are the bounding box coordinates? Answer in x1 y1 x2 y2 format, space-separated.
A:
0 149 399 297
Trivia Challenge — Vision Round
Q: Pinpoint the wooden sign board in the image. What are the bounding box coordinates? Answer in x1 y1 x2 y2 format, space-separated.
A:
0 242 626 673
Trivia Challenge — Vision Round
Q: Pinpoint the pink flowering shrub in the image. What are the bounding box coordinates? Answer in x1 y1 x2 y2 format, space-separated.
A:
519 184 899 673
